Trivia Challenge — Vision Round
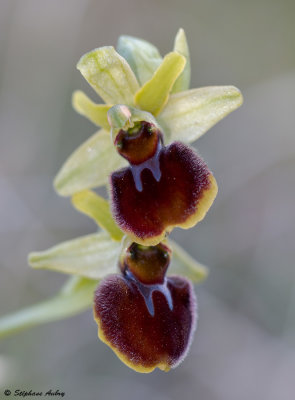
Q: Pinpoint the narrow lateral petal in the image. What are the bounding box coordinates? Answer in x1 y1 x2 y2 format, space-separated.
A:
54 129 127 197
0 276 97 338
169 240 208 283
117 35 162 86
94 274 197 373
134 52 186 116
111 142 218 246
28 232 121 279
77 46 140 105
171 28 191 93
72 190 123 241
159 86 243 143
72 90 112 129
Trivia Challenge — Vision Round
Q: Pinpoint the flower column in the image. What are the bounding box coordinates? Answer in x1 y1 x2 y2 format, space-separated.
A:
52 29 242 373
9 29 243 373
94 242 197 373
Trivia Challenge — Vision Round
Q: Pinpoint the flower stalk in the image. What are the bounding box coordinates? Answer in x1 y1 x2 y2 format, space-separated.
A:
0 28 242 373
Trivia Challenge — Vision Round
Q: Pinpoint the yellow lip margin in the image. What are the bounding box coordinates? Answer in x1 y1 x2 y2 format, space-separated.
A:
93 307 170 373
121 173 218 246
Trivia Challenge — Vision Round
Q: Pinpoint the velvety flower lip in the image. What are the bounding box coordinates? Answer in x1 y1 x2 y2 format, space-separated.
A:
93 241 197 373
53 29 242 197
123 269 174 317
11 30 243 375
28 205 209 284
109 109 218 246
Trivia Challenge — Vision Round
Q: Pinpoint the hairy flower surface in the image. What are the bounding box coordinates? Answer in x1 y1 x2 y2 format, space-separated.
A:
54 29 242 198
0 29 243 375
94 242 197 373
109 112 217 245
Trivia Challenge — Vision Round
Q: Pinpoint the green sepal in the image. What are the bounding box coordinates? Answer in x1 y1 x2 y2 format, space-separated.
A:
169 240 208 283
117 35 162 86
77 46 139 105
171 29 191 93
159 86 243 143
28 232 121 279
54 129 127 197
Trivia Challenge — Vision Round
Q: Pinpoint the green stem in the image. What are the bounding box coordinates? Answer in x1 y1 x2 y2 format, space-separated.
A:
0 277 97 339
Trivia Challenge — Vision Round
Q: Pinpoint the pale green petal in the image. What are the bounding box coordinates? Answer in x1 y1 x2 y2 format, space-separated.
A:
171 28 191 93
54 129 127 197
72 190 123 241
117 35 162 86
169 240 208 283
134 52 186 116
72 90 112 129
77 46 140 105
28 232 121 279
159 86 243 143
0 276 97 339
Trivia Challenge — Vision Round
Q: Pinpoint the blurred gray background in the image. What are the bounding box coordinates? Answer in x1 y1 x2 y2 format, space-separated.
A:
0 0 295 399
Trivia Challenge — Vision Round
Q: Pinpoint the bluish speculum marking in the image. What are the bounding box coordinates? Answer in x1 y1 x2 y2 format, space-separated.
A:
125 269 173 317
130 142 162 192
114 121 163 192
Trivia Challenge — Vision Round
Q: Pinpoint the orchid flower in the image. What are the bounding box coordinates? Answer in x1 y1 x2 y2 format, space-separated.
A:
0 29 242 373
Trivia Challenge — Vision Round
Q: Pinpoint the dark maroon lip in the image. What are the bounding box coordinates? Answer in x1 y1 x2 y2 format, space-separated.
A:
94 271 197 371
111 141 212 242
93 235 197 371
